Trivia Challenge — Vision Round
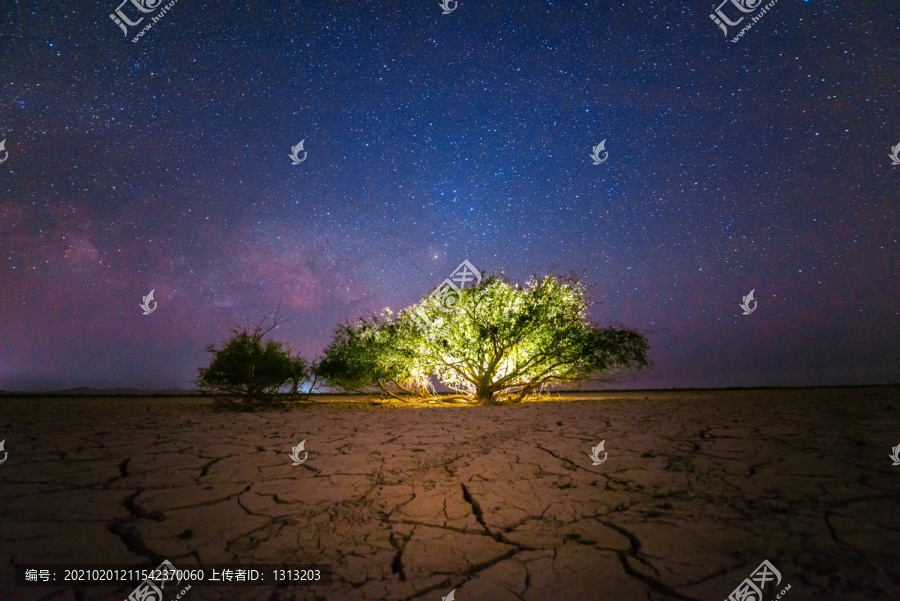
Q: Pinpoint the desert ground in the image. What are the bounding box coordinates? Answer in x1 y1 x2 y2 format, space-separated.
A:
0 387 898 601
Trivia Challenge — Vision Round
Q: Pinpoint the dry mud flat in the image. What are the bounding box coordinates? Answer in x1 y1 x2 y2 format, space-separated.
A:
0 388 898 601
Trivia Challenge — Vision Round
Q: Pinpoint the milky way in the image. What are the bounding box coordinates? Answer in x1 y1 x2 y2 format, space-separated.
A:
1 2 897 390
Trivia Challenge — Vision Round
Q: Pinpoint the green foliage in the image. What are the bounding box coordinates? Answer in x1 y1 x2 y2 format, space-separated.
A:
196 318 314 409
316 309 430 399
320 273 650 404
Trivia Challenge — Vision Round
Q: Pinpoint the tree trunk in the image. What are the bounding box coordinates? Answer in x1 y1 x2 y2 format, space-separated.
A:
475 386 495 404
246 362 256 404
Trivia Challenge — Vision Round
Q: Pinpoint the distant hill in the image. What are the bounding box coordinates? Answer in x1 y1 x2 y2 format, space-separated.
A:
0 387 203 396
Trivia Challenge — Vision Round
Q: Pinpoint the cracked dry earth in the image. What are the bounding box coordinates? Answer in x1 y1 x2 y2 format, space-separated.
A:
1 388 899 601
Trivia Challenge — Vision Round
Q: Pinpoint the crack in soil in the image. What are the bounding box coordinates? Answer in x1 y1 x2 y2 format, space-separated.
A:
104 488 167 568
389 528 409 582
198 457 223 479
460 483 489 534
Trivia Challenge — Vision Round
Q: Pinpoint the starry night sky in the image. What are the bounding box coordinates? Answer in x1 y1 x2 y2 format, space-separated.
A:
1 1 898 391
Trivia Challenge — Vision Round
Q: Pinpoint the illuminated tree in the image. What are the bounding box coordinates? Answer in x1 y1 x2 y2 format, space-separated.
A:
319 273 649 404
316 308 434 399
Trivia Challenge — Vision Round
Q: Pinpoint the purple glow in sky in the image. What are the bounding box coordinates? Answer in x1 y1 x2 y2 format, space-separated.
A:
1 2 898 391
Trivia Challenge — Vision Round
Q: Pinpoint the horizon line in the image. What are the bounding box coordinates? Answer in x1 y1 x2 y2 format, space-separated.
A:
1 382 898 397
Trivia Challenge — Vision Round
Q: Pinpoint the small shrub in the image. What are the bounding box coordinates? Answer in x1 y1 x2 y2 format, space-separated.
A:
196 315 316 410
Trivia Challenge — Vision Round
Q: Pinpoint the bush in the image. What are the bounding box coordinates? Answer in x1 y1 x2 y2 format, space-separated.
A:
196 316 315 409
